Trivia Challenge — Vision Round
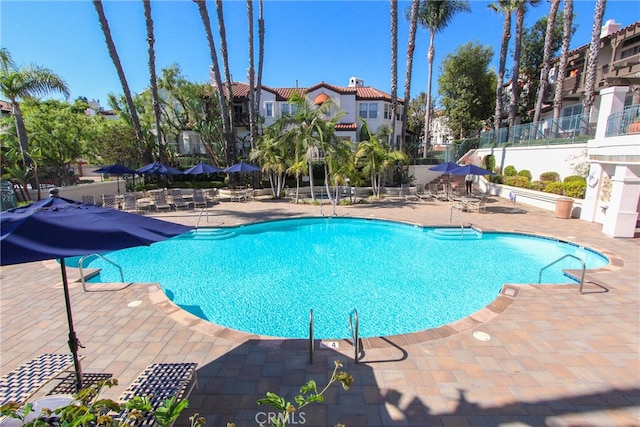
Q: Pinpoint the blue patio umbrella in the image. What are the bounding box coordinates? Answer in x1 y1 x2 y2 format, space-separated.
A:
136 162 183 175
183 162 223 175
449 164 496 176
223 162 261 173
94 164 137 194
428 162 462 173
0 196 192 391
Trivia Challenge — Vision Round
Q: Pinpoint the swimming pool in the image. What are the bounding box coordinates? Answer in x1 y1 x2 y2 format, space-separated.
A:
81 217 608 339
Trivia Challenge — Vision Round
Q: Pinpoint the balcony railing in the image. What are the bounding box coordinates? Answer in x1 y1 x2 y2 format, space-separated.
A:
605 104 640 137
479 114 594 148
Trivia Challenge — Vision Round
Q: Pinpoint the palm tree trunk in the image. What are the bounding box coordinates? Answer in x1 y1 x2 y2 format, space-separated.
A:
93 0 145 150
508 6 525 138
533 0 560 123
11 101 30 167
493 10 511 143
423 30 435 159
400 0 419 153
193 0 233 166
215 0 237 166
582 0 607 134
247 0 256 150
389 0 398 149
142 0 165 163
255 0 265 138
552 0 573 136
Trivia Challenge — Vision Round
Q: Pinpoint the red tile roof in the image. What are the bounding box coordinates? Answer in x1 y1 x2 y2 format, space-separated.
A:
0 100 12 113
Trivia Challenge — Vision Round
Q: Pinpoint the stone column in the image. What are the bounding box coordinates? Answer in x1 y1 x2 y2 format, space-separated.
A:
595 86 628 140
602 165 640 238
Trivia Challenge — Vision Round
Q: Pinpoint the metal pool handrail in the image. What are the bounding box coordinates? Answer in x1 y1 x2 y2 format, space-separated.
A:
538 254 586 294
78 253 124 291
349 309 360 363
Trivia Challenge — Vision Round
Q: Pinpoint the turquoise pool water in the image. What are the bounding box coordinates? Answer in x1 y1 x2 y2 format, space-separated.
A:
79 217 608 339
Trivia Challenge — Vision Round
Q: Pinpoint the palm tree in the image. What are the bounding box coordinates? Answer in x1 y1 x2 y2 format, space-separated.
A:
142 0 165 163
93 0 145 149
255 0 265 137
215 0 237 165
533 0 561 123
582 0 607 133
488 0 514 143
416 0 471 159
247 0 256 150
508 0 541 133
0 49 69 178
400 0 420 153
552 0 574 132
193 0 234 167
251 122 287 199
389 0 398 149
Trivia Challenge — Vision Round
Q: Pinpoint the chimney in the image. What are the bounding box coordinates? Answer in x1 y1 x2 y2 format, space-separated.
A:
348 77 364 87
600 19 621 38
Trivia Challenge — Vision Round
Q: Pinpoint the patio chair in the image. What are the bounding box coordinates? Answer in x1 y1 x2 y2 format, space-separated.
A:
169 189 192 210
102 194 117 209
401 185 419 202
81 195 96 205
0 354 76 405
122 192 141 214
205 188 219 203
416 184 434 201
118 363 198 426
466 196 487 213
150 190 173 212
193 189 208 209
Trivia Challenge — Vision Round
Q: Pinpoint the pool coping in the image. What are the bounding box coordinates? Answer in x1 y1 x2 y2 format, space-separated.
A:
140 224 623 350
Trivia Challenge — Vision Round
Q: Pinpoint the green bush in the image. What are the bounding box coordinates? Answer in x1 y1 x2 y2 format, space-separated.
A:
482 154 495 173
540 171 560 182
544 181 564 195
529 180 545 191
504 175 530 188
563 180 586 198
564 175 586 183
488 174 503 184
503 165 517 176
517 170 532 181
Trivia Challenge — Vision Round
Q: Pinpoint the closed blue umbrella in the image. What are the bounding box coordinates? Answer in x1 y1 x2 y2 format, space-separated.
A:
94 164 137 194
0 196 192 391
223 162 261 173
137 162 183 175
184 162 223 175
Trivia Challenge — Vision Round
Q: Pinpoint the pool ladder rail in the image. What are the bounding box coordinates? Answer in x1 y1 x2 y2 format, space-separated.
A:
78 253 124 291
538 254 586 294
308 308 362 365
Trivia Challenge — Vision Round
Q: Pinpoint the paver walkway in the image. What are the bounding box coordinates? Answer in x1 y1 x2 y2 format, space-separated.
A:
1 196 638 426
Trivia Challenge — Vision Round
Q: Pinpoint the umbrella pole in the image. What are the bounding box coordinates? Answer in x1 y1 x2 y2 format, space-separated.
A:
59 258 84 391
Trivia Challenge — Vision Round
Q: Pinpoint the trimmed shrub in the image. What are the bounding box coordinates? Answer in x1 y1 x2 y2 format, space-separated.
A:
488 174 503 184
563 180 586 198
504 175 530 188
517 170 532 181
482 154 495 173
544 181 564 195
540 171 560 182
504 165 517 176
529 180 545 191
564 175 586 184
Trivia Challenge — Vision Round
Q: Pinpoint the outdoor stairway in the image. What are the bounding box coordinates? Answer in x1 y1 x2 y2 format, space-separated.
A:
425 227 482 240
195 228 236 240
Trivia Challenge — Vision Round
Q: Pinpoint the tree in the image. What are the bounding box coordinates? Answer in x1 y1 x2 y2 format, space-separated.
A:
438 42 497 138
508 0 541 131
93 0 145 152
215 0 237 165
255 0 265 139
389 0 398 149
552 0 574 131
251 121 288 199
533 0 561 123
193 0 235 167
142 0 166 163
0 49 69 176
488 0 514 142
400 0 420 152
355 121 408 199
90 116 140 166
247 0 256 149
582 0 607 132
416 0 471 159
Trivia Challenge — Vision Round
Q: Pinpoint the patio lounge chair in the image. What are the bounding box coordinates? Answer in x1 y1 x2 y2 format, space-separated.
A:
169 189 192 210
150 191 173 212
81 195 96 205
466 196 487 213
122 192 141 214
118 363 198 426
102 194 117 209
0 354 76 405
193 189 208 209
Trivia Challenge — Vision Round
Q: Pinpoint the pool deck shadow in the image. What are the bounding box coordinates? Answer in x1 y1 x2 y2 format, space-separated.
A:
1 197 638 426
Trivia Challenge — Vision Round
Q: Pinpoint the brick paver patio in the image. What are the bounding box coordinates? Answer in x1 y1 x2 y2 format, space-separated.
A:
1 196 638 426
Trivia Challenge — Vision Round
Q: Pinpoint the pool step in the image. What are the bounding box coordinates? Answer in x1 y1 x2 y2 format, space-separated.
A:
426 228 482 240
193 229 237 240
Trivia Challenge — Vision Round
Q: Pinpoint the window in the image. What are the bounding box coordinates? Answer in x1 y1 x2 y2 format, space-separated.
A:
281 103 298 116
384 104 391 119
359 103 378 119
265 102 273 117
561 104 583 131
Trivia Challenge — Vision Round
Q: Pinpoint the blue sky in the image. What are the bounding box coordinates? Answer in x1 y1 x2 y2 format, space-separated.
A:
1 1 638 108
